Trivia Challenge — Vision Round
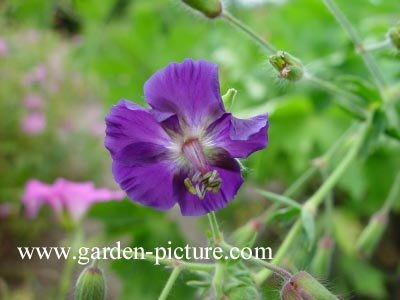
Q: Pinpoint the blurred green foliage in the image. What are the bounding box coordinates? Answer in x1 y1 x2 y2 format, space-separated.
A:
0 0 399 299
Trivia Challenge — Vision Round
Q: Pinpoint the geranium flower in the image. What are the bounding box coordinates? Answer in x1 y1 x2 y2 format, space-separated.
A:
20 112 46 135
105 59 268 216
22 178 125 221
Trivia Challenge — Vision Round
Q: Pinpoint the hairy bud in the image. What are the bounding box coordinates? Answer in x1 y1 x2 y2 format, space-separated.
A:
356 210 388 258
75 266 106 300
280 271 339 300
388 23 400 50
182 0 223 19
269 51 304 81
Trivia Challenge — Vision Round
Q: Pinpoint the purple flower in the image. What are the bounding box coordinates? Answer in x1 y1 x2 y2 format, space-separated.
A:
22 178 125 221
105 59 268 216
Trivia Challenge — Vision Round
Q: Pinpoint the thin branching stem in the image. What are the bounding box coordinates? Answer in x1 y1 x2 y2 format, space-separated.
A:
254 118 372 284
158 267 182 300
221 11 276 54
321 0 386 99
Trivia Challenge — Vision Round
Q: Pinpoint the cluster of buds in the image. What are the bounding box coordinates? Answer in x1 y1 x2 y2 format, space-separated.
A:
182 0 223 19
269 51 304 82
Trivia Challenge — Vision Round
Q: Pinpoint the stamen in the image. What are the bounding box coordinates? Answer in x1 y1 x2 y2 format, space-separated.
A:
184 170 222 199
184 178 197 195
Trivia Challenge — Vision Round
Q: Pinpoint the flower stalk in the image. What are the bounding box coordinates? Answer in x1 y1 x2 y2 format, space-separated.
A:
208 211 223 243
158 267 182 300
321 0 386 98
221 11 276 54
254 118 372 284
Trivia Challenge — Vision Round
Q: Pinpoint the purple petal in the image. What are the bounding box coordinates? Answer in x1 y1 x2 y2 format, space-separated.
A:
173 160 243 216
207 113 269 158
144 59 225 128
105 99 172 165
112 161 178 210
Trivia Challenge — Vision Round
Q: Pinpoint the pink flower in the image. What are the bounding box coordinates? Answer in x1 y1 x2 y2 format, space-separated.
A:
21 112 46 135
23 94 44 110
0 38 8 56
22 180 62 219
22 178 125 221
23 64 48 86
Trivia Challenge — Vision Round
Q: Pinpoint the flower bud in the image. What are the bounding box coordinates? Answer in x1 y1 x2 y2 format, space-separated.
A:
280 271 339 300
228 286 259 300
182 0 222 19
356 210 388 258
310 235 334 277
269 51 304 81
388 23 400 50
75 266 106 300
222 88 237 111
231 219 261 248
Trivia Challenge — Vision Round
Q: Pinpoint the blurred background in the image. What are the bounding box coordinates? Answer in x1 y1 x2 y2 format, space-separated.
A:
0 0 399 299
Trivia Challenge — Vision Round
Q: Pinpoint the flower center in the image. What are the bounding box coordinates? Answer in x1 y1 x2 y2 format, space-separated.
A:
181 138 222 199
182 138 209 174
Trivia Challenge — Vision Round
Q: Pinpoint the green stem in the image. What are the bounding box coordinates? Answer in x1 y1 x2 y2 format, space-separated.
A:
321 0 386 96
221 11 276 54
143 254 215 272
57 228 83 299
220 242 292 281
254 119 372 284
212 263 225 298
382 171 400 213
208 211 223 243
158 267 182 300
253 220 301 285
362 39 391 52
306 75 368 119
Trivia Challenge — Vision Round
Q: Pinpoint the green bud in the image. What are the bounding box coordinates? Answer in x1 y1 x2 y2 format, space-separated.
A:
280 271 339 300
222 88 237 111
269 51 304 81
182 0 222 19
356 211 388 258
75 266 106 300
310 235 334 277
388 23 400 50
231 219 261 248
228 286 259 300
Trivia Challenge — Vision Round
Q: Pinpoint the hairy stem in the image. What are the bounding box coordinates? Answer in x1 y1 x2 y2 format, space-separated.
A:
221 11 276 54
382 171 400 213
208 211 223 243
254 118 372 284
321 0 386 97
158 267 182 300
57 228 83 299
143 253 215 272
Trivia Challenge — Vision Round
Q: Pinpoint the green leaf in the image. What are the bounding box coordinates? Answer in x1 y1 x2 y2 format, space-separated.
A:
301 206 316 245
336 75 381 105
256 189 302 210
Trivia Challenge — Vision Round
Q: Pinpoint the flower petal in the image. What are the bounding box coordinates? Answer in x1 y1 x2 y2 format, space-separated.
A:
22 179 62 218
105 99 172 166
144 59 225 128
173 159 243 216
112 161 177 211
206 113 269 158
